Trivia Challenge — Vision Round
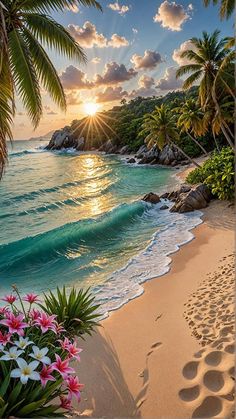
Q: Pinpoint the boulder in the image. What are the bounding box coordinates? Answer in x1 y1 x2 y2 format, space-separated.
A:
76 137 85 151
159 145 183 165
46 127 72 150
160 204 169 210
136 144 148 159
142 193 161 204
127 158 136 163
120 145 130 155
170 184 212 213
138 156 155 165
98 139 113 152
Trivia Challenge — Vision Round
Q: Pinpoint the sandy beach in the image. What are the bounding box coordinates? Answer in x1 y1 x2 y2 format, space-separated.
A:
74 191 235 418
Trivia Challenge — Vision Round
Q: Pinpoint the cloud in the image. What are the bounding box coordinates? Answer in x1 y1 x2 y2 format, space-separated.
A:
66 92 82 106
156 66 183 90
60 66 94 90
91 57 101 64
129 75 157 98
68 21 107 48
94 62 138 86
96 86 128 102
66 4 80 13
131 50 162 70
108 34 129 48
108 2 130 15
172 40 196 66
154 1 191 31
132 28 138 34
68 21 129 49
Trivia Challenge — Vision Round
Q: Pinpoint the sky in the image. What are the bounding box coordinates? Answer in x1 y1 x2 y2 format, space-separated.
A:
13 0 233 139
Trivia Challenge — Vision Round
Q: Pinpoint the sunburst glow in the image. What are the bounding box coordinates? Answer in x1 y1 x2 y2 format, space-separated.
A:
84 102 100 116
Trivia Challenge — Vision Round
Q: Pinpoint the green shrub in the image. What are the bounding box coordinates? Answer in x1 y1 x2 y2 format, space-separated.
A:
186 147 235 200
40 287 101 339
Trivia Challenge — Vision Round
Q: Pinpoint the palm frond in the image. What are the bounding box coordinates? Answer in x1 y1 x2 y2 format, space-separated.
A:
22 27 66 111
8 29 42 127
21 0 102 13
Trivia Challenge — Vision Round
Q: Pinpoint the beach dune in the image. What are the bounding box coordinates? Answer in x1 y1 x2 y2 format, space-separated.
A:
76 201 235 418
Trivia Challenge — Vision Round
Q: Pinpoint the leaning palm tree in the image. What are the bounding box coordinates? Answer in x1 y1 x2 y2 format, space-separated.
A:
176 30 234 148
140 104 200 168
175 99 208 155
203 0 235 19
0 0 101 177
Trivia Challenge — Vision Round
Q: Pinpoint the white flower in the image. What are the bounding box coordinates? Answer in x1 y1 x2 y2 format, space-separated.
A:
14 337 34 350
0 344 4 352
0 346 24 361
29 346 51 364
11 358 40 384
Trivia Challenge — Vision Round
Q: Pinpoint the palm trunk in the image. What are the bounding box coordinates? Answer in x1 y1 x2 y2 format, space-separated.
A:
187 132 208 155
169 140 201 168
221 124 234 149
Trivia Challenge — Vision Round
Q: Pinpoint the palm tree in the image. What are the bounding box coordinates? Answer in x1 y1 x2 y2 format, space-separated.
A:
176 30 234 148
140 104 201 168
203 0 235 19
0 0 101 177
175 99 208 155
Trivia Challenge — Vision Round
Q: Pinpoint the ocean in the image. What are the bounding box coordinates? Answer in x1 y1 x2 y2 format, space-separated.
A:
0 140 202 316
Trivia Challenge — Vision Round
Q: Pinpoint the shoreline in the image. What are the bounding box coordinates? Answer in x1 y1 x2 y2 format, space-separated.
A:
75 197 235 417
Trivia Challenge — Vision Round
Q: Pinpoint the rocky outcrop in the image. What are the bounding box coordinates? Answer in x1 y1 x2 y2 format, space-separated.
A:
127 158 136 163
98 140 118 154
170 184 212 213
120 145 130 155
45 127 84 151
158 145 183 166
142 193 161 204
136 144 184 166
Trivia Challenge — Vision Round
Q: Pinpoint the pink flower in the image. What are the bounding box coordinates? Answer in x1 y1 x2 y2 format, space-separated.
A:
58 337 71 351
60 395 72 411
40 365 56 387
66 342 82 362
29 308 41 321
0 313 28 336
1 294 17 305
33 312 57 334
51 354 75 379
23 293 40 304
0 306 9 316
0 331 12 345
66 376 84 402
54 322 66 335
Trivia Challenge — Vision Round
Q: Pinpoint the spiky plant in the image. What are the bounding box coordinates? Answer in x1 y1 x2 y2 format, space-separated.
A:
0 0 102 177
203 0 235 19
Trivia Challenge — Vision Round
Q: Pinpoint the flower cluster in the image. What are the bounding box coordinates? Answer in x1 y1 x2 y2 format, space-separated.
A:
0 290 84 416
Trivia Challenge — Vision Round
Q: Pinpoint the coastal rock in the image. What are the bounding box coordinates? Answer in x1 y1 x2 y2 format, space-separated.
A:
160 204 169 210
98 139 114 153
136 145 148 159
76 137 85 151
170 184 212 213
142 192 161 204
159 145 183 165
127 158 136 163
120 145 130 155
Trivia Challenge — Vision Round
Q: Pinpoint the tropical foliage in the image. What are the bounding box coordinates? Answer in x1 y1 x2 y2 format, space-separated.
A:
0 285 99 417
0 0 101 176
186 147 235 200
40 287 100 339
203 0 235 19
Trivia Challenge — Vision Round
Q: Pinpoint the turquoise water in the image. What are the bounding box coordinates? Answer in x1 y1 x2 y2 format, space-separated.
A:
0 141 202 315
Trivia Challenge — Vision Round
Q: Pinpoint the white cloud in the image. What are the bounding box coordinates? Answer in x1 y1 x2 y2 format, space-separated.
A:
94 62 138 86
96 86 128 103
91 57 101 64
172 40 197 66
129 75 157 98
108 34 129 48
66 4 80 13
132 28 138 34
108 2 130 15
154 1 192 31
131 50 163 70
156 66 183 90
60 66 94 90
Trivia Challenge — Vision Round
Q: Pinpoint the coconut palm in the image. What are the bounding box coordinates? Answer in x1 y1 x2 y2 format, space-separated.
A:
140 104 201 168
203 0 235 19
175 99 208 155
0 0 101 177
176 30 234 148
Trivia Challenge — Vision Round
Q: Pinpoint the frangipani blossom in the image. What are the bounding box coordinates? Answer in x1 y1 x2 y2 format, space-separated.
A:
14 337 34 350
33 312 57 334
11 358 40 384
40 365 55 387
1 294 17 304
66 376 84 402
0 346 24 361
22 293 40 304
30 346 51 364
0 313 28 336
52 354 75 379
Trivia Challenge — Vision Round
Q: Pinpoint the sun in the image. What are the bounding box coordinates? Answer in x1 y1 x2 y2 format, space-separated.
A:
84 102 100 116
